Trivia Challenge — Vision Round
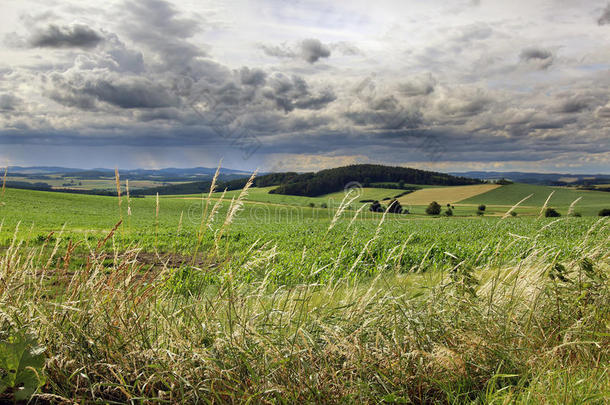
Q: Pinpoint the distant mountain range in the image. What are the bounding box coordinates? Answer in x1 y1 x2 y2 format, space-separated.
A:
451 171 610 185
6 166 253 177
4 166 609 195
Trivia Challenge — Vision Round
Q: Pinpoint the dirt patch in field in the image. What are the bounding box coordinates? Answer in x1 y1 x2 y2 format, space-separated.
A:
134 251 216 270
398 184 501 206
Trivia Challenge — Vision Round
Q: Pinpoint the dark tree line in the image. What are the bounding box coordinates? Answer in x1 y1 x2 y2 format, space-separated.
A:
269 164 481 197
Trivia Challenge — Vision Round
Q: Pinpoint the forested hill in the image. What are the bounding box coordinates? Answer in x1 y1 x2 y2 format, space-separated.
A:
132 164 481 196
265 164 482 197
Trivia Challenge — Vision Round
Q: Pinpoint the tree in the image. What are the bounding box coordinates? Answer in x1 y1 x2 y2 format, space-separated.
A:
426 201 441 215
478 204 486 211
545 208 561 217
387 199 403 214
369 200 384 213
398 179 405 189
445 207 453 216
308 202 315 208
320 203 328 209
598 208 610 216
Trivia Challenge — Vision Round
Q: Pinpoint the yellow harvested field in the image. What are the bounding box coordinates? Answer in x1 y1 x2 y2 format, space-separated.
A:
397 184 501 205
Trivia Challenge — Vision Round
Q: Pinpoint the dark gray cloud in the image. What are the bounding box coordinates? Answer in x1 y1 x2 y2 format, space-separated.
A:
29 24 103 48
239 67 267 86
0 94 22 112
47 74 179 110
300 39 331 63
261 39 331 63
554 97 590 114
262 73 336 112
598 3 610 25
82 79 178 109
519 48 553 69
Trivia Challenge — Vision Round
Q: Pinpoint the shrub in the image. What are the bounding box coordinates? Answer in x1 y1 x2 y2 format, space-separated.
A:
510 211 517 217
478 204 486 211
426 201 442 215
387 199 403 214
369 201 384 213
545 208 561 217
320 203 328 209
599 208 610 216
308 202 315 208
445 208 453 216
476 210 484 216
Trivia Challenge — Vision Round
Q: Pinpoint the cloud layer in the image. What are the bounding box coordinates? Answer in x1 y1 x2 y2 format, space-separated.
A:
0 0 609 173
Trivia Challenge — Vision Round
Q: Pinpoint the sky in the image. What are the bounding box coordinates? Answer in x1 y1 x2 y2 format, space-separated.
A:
0 0 609 173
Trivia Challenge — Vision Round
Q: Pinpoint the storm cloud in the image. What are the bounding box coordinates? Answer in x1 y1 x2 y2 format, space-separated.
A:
0 0 608 173
29 24 103 48
300 39 331 63
519 48 553 69
261 39 331 63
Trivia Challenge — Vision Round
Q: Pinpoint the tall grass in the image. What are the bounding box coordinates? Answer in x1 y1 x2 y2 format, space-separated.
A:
0 176 608 403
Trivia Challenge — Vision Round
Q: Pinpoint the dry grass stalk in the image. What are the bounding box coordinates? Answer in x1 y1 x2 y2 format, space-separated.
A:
347 204 367 230
215 170 256 253
198 162 222 244
538 191 555 218
126 179 131 216
326 188 361 235
115 168 123 235
155 192 160 247
502 193 533 219
567 197 582 216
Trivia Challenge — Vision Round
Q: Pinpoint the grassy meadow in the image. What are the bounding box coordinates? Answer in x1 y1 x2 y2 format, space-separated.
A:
0 180 608 403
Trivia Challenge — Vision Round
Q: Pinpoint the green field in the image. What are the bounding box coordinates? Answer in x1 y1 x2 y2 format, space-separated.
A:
200 185 410 207
5 175 187 190
460 183 610 216
0 185 608 403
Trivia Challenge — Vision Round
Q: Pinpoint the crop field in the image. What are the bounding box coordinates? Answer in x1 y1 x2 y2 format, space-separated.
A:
461 183 610 216
5 175 187 190
397 184 501 206
0 184 609 403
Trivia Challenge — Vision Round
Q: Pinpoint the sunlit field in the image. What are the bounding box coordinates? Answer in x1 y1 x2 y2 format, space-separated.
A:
0 182 608 403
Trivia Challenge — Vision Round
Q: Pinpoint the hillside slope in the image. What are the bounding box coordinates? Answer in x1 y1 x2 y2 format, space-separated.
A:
268 164 482 197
